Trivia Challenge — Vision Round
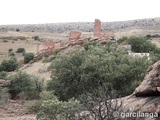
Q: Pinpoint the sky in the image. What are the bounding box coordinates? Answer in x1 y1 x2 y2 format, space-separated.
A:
0 0 160 25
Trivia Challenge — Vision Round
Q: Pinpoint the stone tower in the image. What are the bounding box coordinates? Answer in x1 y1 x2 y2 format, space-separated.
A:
93 19 101 37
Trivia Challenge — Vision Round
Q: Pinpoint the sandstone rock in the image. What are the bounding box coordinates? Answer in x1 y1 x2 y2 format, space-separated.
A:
69 31 81 41
134 61 160 96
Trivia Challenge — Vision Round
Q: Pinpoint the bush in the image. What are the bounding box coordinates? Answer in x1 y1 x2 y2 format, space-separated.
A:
16 48 26 56
127 36 157 53
16 28 20 32
37 97 82 120
9 72 44 100
16 48 25 54
39 90 55 100
34 36 39 40
126 36 160 63
8 48 13 53
83 41 98 50
48 44 150 100
0 57 18 72
27 100 42 113
9 52 15 56
0 71 7 79
24 53 34 64
146 34 152 39
0 87 10 106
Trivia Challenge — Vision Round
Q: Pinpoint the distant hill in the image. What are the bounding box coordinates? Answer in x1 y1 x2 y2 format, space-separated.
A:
0 17 160 34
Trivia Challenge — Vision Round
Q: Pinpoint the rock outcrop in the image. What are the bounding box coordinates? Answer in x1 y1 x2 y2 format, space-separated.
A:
116 61 160 120
134 61 160 97
80 61 160 120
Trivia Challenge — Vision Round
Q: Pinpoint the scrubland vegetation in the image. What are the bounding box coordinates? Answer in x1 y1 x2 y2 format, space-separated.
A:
1 36 160 119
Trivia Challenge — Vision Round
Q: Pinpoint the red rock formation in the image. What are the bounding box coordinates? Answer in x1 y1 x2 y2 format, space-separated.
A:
69 31 81 41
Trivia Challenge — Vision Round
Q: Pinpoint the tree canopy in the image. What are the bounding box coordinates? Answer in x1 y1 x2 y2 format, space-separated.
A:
48 44 150 100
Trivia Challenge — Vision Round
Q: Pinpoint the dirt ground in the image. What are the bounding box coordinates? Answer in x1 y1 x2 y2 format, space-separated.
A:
0 100 36 120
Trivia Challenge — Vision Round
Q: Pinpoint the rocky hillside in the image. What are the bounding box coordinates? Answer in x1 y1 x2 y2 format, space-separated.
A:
1 18 160 34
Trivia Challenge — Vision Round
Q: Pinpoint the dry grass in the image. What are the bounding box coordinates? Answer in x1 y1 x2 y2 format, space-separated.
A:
150 38 160 48
20 61 51 80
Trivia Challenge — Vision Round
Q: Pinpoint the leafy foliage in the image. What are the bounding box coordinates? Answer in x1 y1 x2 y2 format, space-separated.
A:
48 44 150 100
34 36 39 40
16 28 20 32
37 97 82 120
0 57 18 72
83 40 98 50
8 48 13 53
127 36 157 53
16 48 26 53
9 71 44 99
0 71 7 79
24 53 34 64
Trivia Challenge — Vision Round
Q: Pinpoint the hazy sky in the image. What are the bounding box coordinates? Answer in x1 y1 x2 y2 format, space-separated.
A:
0 0 160 25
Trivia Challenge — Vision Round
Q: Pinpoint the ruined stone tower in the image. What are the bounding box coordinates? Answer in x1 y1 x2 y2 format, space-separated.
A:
93 19 101 37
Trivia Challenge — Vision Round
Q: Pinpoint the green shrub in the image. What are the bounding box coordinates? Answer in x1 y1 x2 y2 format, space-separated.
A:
9 72 44 100
34 36 39 41
39 90 55 100
83 41 98 50
9 52 15 56
146 34 152 39
48 44 150 101
8 48 13 53
24 53 34 64
27 100 42 113
0 71 7 79
16 28 20 32
37 97 82 120
16 48 25 54
127 36 157 53
126 36 160 63
0 87 10 106
0 57 18 72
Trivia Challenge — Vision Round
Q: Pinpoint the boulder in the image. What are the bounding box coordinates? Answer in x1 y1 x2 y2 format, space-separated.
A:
134 61 160 96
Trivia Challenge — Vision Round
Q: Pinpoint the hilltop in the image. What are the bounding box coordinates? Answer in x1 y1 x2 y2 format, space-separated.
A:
0 18 160 36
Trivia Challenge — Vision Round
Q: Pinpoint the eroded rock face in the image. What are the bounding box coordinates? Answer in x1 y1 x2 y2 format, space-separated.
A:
69 31 81 41
119 61 160 119
134 61 160 97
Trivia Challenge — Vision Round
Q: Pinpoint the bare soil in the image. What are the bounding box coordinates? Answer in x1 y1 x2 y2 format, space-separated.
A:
0 100 36 120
